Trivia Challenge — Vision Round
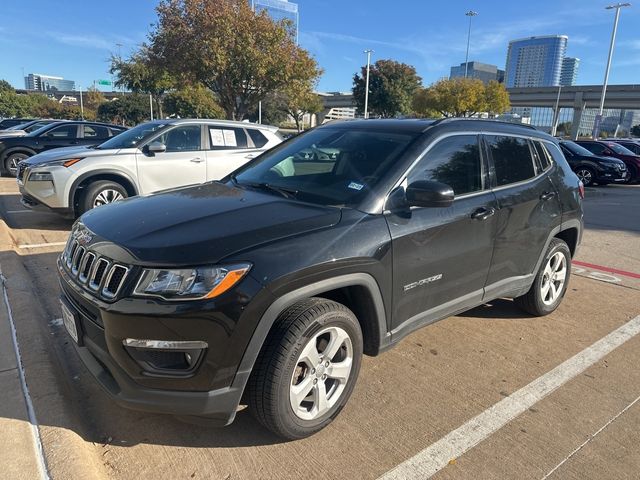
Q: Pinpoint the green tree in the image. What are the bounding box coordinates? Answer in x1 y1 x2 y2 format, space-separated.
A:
98 94 151 126
84 88 107 112
484 80 510 117
110 47 174 119
164 85 224 118
246 93 289 126
631 124 640 137
0 91 36 117
417 78 488 117
352 59 422 118
150 0 321 121
412 89 442 118
0 79 14 93
557 121 572 135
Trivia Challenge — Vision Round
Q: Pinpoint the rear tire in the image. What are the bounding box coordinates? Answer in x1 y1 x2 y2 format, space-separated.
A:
79 181 128 215
515 238 571 316
624 165 637 184
248 298 363 439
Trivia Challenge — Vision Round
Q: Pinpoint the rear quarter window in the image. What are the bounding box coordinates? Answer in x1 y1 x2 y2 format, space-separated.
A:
247 129 269 148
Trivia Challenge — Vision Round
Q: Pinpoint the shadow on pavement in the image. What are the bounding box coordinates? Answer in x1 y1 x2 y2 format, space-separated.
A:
461 298 534 320
0 194 74 231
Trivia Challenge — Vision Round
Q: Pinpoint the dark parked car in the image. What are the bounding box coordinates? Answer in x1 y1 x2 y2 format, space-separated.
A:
606 138 640 156
559 140 627 186
0 118 36 129
575 140 640 183
0 119 59 138
58 119 583 439
0 121 127 176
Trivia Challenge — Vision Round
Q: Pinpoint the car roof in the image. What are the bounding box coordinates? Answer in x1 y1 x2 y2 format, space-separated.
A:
319 118 547 138
157 118 279 132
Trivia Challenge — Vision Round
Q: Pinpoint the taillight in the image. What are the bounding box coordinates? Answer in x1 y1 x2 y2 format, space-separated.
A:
578 181 585 199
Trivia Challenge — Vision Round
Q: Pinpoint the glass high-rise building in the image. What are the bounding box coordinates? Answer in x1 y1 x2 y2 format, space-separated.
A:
505 35 568 88
24 73 75 92
251 0 299 44
560 57 580 86
450 61 505 84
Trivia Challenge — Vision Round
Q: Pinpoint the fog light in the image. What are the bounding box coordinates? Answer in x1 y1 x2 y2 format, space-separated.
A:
123 338 207 375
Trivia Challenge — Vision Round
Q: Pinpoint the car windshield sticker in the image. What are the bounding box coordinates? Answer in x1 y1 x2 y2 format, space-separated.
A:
209 128 225 146
348 181 364 190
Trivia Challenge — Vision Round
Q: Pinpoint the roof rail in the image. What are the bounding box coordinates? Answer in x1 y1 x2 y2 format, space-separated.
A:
429 117 539 130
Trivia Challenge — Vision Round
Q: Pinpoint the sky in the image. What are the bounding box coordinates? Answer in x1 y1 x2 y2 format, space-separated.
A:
1 0 639 93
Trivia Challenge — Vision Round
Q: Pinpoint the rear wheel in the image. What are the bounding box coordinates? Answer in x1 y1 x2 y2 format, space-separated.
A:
624 165 637 184
575 167 595 187
515 238 571 316
248 298 363 439
4 152 29 177
80 181 127 215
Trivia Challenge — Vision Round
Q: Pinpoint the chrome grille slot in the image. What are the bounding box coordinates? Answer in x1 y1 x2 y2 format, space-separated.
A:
78 252 96 283
71 246 85 275
66 240 78 269
89 259 110 291
102 265 129 299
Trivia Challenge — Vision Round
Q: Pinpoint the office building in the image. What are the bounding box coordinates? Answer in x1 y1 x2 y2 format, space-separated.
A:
505 35 568 88
251 0 298 43
560 57 580 86
449 61 505 84
24 73 75 92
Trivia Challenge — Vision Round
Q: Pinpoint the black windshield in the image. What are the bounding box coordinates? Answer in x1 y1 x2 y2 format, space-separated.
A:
232 127 419 207
561 141 593 156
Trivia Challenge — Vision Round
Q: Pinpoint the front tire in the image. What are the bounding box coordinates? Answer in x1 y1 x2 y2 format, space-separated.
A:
248 298 363 439
4 152 29 177
515 238 571 316
575 167 595 187
79 180 127 215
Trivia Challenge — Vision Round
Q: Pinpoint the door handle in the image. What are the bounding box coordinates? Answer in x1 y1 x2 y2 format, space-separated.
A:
471 207 496 221
190 157 204 163
540 191 557 201
245 154 257 160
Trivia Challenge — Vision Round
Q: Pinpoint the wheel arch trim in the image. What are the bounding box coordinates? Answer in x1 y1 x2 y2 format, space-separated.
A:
230 273 387 393
67 169 139 209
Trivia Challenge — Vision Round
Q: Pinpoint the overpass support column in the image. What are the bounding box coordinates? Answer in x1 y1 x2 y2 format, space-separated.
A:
571 92 584 140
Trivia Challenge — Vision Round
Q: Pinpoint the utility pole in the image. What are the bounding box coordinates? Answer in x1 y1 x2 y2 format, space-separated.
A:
115 43 124 97
593 2 631 138
79 86 84 121
149 94 154 121
464 11 478 78
363 49 374 119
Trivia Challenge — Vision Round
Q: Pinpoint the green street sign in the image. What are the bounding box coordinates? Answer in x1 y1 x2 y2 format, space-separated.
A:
97 79 111 86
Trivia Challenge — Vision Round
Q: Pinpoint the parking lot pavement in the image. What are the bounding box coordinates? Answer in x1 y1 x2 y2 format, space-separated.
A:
0 178 639 480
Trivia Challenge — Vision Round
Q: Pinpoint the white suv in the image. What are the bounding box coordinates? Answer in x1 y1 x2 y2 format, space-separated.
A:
17 119 282 217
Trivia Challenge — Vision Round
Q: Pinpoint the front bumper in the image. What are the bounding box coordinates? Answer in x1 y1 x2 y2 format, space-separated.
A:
58 256 270 424
18 164 73 212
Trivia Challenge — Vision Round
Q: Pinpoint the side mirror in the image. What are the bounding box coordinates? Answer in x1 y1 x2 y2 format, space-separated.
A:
147 141 167 154
406 180 454 208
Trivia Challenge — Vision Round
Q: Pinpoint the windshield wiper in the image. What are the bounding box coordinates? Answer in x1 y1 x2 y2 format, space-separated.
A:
239 180 298 199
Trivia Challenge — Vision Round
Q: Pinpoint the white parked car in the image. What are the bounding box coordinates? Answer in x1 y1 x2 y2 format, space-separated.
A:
17 119 282 217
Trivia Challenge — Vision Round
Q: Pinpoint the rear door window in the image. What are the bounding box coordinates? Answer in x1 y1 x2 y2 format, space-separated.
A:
83 125 110 139
208 127 248 149
485 135 536 187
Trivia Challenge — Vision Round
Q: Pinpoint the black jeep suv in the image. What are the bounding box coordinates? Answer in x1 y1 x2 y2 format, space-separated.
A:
58 119 583 439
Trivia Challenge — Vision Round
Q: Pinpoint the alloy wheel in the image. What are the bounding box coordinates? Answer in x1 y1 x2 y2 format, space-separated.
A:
575 168 593 186
540 251 567 306
289 326 353 421
7 154 28 176
93 189 124 208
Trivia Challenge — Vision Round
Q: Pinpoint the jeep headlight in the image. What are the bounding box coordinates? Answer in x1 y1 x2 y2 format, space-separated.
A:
133 263 251 300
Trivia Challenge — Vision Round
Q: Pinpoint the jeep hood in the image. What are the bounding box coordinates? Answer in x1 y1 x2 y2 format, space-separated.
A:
80 181 342 265
24 146 135 166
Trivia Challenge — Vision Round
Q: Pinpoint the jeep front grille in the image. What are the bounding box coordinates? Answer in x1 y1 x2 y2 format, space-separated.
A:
61 238 130 300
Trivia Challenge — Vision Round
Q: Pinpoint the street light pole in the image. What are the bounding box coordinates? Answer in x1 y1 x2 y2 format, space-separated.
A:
594 2 631 138
363 49 374 119
464 11 478 78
